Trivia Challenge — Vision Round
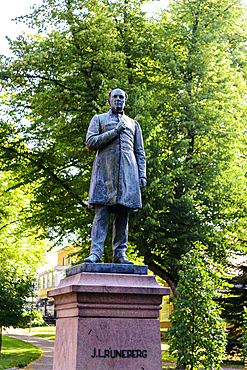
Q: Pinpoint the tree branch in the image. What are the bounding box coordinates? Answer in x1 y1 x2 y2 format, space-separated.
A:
24 73 71 90
204 1 238 30
0 144 88 209
0 219 19 232
144 257 178 297
65 0 93 91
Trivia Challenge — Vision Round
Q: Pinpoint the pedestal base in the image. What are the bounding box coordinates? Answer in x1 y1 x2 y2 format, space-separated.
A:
54 317 162 370
48 264 170 370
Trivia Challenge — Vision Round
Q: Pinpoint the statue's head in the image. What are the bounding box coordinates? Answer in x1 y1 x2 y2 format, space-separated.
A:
107 88 128 113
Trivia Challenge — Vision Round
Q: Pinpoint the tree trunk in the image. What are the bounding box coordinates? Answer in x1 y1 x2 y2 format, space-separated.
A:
0 326 2 353
145 258 178 298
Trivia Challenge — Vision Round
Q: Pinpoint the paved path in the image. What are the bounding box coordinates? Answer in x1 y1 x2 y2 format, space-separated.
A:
5 334 54 370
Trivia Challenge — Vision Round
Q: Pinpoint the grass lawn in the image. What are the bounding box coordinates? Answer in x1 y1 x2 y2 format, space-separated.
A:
0 336 42 370
23 326 56 340
161 339 177 363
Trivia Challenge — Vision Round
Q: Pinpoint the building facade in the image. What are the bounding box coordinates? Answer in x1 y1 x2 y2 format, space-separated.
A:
36 247 78 322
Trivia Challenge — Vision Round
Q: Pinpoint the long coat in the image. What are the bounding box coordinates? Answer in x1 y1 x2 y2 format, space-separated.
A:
86 109 146 209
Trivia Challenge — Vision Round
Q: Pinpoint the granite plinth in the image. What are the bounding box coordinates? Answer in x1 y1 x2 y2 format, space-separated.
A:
54 317 162 370
48 271 170 370
66 262 148 277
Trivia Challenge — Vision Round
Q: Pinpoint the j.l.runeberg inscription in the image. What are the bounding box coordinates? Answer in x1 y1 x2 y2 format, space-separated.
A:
91 348 148 359
49 271 170 369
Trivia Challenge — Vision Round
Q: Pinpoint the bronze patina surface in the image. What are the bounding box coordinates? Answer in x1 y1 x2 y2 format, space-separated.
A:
84 89 146 264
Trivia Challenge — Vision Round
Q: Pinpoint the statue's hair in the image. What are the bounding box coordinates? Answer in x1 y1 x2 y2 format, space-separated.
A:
107 88 128 104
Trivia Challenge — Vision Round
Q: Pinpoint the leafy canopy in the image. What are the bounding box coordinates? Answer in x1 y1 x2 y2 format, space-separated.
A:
0 0 247 291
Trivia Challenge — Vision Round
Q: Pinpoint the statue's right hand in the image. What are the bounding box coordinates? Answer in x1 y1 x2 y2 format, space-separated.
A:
116 121 126 134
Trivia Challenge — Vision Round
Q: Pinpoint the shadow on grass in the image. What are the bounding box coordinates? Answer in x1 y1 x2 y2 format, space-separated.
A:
0 336 42 370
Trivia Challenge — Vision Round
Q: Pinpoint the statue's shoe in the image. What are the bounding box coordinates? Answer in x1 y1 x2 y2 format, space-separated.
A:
84 254 101 263
113 254 134 264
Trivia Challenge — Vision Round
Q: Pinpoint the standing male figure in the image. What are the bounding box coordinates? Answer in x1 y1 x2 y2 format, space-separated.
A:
84 88 146 264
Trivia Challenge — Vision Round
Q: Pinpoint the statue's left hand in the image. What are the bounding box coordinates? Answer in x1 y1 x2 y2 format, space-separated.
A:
139 178 147 188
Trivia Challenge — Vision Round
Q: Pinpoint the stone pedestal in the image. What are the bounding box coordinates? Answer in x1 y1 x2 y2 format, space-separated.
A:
48 264 170 370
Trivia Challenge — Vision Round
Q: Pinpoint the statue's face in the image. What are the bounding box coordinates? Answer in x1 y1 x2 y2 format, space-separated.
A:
109 89 126 113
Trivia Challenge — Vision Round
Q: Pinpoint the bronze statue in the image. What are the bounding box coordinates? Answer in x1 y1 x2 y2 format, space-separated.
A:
84 88 146 264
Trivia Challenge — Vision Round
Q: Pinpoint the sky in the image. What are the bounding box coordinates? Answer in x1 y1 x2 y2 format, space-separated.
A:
1 0 246 58
0 0 169 58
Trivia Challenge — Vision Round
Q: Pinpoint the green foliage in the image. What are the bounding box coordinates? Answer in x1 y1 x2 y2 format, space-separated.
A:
239 307 247 362
0 0 246 295
0 172 47 273
167 250 227 369
0 269 32 330
0 0 154 254
19 310 47 329
217 264 247 356
0 173 46 351
0 267 33 352
131 0 247 294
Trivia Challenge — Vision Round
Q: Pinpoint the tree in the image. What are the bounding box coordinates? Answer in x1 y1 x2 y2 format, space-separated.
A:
20 310 47 329
167 250 226 369
0 0 246 291
131 0 247 295
0 172 46 352
0 0 154 259
0 172 47 271
217 263 247 355
239 307 247 364
0 268 32 353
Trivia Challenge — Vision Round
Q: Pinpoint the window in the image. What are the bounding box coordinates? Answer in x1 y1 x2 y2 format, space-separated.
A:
52 272 55 286
63 257 66 266
48 273 53 288
43 274 47 289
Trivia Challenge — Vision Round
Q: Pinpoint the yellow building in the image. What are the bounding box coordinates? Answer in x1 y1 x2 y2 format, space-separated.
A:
159 294 173 332
36 247 78 320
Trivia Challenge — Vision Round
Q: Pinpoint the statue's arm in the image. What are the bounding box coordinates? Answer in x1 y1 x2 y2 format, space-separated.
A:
86 115 119 151
134 122 147 187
